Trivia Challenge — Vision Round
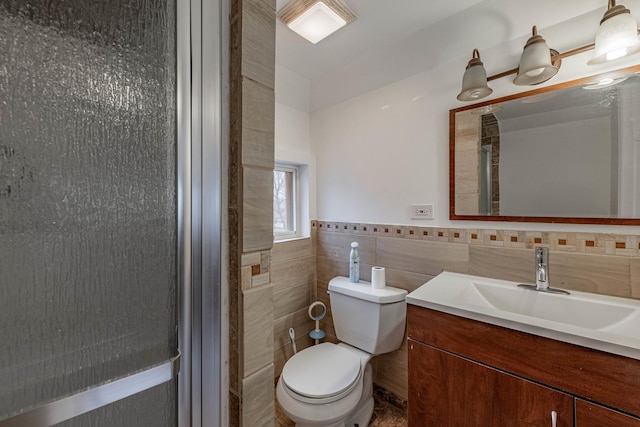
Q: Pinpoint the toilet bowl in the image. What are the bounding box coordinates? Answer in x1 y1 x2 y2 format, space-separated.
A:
276 277 407 427
276 343 372 427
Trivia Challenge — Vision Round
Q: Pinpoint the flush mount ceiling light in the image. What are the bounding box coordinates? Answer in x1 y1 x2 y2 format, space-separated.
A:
589 0 640 64
277 0 357 44
457 1 640 101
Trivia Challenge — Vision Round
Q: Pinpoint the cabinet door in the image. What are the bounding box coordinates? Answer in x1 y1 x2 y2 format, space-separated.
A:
576 399 640 426
408 340 573 427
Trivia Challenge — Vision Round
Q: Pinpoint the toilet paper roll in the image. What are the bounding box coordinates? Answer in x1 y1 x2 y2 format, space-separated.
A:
371 266 386 289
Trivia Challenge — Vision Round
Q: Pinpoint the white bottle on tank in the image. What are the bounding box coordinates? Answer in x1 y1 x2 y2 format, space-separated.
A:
349 242 360 283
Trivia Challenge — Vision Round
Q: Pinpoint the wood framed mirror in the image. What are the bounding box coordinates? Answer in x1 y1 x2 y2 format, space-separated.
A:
450 64 640 225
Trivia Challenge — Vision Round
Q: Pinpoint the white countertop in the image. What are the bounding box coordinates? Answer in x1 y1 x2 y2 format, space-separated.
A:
407 271 640 361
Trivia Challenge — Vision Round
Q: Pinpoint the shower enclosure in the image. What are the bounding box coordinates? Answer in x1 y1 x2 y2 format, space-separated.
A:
0 0 224 425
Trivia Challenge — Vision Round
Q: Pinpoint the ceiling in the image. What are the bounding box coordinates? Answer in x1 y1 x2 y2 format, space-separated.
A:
274 0 620 111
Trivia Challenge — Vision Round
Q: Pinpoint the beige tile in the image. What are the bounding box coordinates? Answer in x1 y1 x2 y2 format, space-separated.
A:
272 238 314 263
243 284 274 376
243 167 274 252
273 308 315 350
376 237 469 276
383 268 434 293
373 338 408 402
242 252 262 267
551 252 631 297
242 77 274 134
251 272 270 287
469 246 534 283
241 0 275 89
271 255 316 291
274 282 313 319
242 127 274 170
317 232 376 265
242 363 275 427
630 258 640 299
317 256 348 283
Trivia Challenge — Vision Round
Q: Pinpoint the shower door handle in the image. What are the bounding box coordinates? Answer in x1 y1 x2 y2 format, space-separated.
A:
0 351 181 427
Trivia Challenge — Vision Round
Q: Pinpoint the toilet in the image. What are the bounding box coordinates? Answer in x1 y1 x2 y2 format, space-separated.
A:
276 276 407 427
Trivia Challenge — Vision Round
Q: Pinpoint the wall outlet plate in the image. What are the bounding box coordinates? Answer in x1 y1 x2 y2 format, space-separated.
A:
410 204 434 220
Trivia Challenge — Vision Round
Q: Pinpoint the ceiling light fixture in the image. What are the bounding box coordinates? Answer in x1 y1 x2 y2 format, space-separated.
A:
277 0 357 44
458 1 640 101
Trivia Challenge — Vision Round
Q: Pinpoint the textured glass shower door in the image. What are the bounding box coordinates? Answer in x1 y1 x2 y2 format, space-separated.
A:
0 0 178 425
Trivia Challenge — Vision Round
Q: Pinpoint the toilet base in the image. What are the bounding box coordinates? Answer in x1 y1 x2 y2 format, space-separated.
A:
343 396 374 427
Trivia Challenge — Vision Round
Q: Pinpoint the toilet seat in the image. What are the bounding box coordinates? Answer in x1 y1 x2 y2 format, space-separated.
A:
281 343 361 404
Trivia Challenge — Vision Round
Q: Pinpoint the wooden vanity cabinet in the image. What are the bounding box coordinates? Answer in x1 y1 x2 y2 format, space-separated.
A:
407 304 640 426
575 400 640 427
408 340 573 426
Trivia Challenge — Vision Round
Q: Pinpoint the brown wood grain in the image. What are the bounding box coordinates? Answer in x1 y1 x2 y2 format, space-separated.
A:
408 304 640 417
575 399 640 427
408 340 573 427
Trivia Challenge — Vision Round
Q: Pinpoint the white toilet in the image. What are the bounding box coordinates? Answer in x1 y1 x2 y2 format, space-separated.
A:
276 276 408 427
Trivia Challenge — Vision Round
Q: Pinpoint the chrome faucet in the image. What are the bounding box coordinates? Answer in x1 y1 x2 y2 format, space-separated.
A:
518 247 570 295
535 247 549 291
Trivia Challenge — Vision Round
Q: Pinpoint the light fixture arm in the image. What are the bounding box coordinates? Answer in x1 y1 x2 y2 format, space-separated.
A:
486 30 639 82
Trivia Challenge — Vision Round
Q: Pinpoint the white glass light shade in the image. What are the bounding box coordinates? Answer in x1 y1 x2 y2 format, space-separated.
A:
589 3 640 65
288 2 347 44
457 49 492 101
514 27 558 85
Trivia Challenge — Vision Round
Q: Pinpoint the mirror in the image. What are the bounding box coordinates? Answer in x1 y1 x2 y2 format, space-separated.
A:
450 64 640 225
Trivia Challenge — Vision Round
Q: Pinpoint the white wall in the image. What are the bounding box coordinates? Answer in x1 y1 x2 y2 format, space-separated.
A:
275 65 317 226
309 9 640 234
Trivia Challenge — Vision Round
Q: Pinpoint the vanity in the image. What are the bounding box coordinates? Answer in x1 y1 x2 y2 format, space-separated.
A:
406 272 640 426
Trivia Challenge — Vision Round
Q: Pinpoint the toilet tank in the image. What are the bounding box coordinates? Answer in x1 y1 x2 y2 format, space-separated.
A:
328 276 407 355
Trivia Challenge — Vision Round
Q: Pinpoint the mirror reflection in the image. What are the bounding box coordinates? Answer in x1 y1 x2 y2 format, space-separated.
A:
451 66 640 224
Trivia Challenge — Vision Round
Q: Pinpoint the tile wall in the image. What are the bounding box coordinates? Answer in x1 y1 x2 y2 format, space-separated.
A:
314 220 640 402
229 0 276 425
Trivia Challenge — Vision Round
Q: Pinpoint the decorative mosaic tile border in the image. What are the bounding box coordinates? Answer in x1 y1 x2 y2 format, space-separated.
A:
311 220 640 258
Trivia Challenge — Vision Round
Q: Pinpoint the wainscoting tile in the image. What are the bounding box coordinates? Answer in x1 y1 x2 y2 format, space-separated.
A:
242 77 274 134
316 232 376 265
274 282 313 319
373 338 408 402
241 0 275 89
469 246 534 283
243 284 274 377
273 307 314 351
317 256 349 283
376 237 469 276
272 238 314 263
243 167 274 252
271 255 315 291
630 258 640 299
242 363 275 427
383 268 434 293
550 252 631 296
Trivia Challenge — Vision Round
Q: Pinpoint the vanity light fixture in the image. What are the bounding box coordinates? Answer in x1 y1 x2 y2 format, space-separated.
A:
589 0 640 64
277 0 357 44
457 49 493 101
513 26 559 86
457 1 640 101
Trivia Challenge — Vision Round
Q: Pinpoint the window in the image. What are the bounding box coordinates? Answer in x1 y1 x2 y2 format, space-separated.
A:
274 164 299 239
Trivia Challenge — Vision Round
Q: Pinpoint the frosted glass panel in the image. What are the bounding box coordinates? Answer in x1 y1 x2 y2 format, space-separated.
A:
0 0 177 422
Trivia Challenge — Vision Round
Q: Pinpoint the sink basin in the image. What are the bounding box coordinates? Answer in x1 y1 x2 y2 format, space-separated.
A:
463 281 635 329
407 271 640 360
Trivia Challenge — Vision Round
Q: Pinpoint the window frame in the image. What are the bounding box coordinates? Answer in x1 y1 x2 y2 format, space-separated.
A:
273 163 301 240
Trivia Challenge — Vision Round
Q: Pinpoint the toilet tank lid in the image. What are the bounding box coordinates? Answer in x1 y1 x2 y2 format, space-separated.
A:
328 277 407 304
